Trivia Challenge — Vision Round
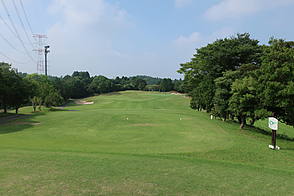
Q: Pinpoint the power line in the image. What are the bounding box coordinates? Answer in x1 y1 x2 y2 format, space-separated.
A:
0 9 30 59
0 11 27 54
0 12 18 38
0 31 25 53
0 0 35 63
12 0 34 49
19 0 35 39
0 9 32 64
0 50 29 65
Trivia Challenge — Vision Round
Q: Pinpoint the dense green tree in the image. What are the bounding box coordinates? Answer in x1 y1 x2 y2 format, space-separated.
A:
60 71 92 98
178 62 199 93
0 63 33 113
8 78 32 114
159 78 174 92
229 77 260 128
31 96 42 112
173 79 185 93
179 35 294 129
72 71 91 82
44 89 64 107
133 75 162 85
179 33 261 113
257 39 294 126
88 75 113 94
0 63 10 112
130 77 147 90
213 72 235 120
26 74 64 110
112 76 132 91
179 33 261 79
190 77 215 112
144 85 160 91
62 76 89 98
48 76 67 98
213 64 260 121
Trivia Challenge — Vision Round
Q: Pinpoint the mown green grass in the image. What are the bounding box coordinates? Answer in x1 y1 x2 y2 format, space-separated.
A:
0 91 293 195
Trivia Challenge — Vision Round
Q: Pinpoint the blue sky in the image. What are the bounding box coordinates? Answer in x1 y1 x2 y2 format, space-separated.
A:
1 0 294 78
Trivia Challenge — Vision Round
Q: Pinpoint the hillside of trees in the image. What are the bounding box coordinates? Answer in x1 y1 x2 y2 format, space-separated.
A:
132 75 162 85
0 65 184 114
178 33 294 128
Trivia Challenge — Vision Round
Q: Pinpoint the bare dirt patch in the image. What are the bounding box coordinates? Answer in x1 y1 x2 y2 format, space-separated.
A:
130 123 158 127
90 179 160 196
179 117 193 120
12 121 41 126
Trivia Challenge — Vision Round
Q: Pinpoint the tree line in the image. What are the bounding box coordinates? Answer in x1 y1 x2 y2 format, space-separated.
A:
0 64 184 114
178 33 294 128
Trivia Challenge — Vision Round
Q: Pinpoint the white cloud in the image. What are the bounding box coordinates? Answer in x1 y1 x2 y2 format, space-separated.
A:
172 32 204 64
174 32 202 47
46 0 184 78
49 0 130 32
173 28 235 50
205 0 294 21
172 28 236 64
174 0 192 8
210 27 235 39
46 0 132 76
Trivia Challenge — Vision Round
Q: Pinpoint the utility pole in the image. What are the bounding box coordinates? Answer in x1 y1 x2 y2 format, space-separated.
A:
44 45 50 76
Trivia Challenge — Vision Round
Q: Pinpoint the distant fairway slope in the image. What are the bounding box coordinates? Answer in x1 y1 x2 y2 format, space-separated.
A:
0 91 293 195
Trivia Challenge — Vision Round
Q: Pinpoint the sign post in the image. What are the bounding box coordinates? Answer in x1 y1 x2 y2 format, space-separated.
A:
268 117 279 150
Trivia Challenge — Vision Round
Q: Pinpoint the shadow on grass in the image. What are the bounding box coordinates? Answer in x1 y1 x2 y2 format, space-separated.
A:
0 112 45 134
0 112 18 118
0 114 31 124
223 120 294 142
49 108 80 112
245 125 294 142
103 92 122 96
281 148 294 152
61 99 79 107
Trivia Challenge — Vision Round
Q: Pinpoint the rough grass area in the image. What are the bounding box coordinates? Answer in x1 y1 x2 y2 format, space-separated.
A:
0 91 293 195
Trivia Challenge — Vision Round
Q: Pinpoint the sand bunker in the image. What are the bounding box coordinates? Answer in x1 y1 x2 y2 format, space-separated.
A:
75 100 94 105
170 91 184 95
171 93 183 95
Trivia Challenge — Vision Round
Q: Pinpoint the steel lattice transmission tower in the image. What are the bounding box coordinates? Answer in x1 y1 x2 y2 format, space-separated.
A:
33 34 47 74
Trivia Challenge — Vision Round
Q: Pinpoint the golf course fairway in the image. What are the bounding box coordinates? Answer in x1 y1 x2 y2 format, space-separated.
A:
0 91 293 195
